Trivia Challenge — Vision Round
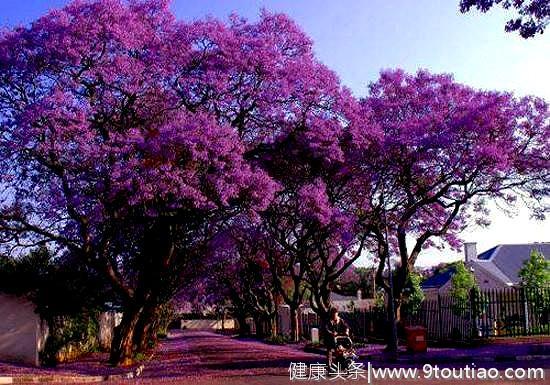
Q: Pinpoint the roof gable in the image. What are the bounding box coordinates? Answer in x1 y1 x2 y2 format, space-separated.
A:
490 243 550 283
476 245 498 260
469 259 512 285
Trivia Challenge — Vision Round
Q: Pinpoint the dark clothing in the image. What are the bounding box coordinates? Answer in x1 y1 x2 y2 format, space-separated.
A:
324 318 349 349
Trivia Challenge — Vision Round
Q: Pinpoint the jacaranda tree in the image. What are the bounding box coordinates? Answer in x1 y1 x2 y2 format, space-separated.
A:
1 0 548 362
347 69 549 351
0 0 281 364
207 221 279 337
254 73 373 336
0 0 372 363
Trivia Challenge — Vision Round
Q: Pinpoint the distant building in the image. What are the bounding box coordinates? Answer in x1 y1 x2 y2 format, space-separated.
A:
300 290 375 315
329 290 375 311
422 242 550 298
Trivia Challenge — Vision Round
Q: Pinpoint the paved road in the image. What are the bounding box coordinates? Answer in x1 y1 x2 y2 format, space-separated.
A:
140 329 322 379
129 330 549 385
6 329 550 384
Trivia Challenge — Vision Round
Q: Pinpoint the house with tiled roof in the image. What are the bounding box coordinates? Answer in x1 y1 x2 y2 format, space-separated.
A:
422 242 550 298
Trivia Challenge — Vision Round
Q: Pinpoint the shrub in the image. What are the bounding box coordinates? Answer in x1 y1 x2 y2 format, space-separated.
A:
264 334 289 345
40 313 99 366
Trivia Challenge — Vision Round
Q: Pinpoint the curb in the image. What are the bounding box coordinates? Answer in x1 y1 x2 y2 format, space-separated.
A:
0 364 144 383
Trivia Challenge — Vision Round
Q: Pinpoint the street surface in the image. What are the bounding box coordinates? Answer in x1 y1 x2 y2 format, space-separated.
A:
99 330 550 385
4 330 549 384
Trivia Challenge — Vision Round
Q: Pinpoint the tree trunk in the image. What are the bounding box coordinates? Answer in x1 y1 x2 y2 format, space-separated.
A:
310 286 332 334
289 306 299 342
255 318 265 338
384 286 404 354
133 303 160 352
395 300 402 323
110 304 144 366
385 296 398 353
270 314 278 337
236 315 249 336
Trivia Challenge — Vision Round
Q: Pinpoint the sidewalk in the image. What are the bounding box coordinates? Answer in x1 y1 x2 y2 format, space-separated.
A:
0 351 146 383
355 338 550 365
302 336 550 365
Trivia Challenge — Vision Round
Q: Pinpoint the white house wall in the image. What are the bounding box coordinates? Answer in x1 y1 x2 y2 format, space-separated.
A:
0 293 41 366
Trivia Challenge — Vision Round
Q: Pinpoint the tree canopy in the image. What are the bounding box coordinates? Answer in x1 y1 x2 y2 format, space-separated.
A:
0 0 548 361
460 0 550 38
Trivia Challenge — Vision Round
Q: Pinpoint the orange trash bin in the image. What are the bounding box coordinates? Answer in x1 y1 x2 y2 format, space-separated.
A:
404 326 427 353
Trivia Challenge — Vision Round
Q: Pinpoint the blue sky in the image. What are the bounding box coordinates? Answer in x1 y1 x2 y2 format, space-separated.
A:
1 1 549 265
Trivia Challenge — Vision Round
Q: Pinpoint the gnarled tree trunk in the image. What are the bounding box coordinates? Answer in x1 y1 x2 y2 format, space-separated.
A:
110 304 144 366
133 303 161 352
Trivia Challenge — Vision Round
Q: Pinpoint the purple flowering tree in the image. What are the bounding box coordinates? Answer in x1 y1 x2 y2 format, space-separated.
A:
0 0 373 363
0 0 283 364
207 222 278 337
1 0 547 363
257 91 373 335
163 0 373 339
347 69 549 350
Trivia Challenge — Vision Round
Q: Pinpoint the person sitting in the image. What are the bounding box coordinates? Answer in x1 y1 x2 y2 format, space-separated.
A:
324 307 349 367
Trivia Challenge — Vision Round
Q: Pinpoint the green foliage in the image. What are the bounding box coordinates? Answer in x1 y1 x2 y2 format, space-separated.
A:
519 250 550 289
519 250 550 326
450 262 477 299
283 278 310 302
156 331 168 339
401 272 425 316
0 246 52 297
0 247 111 319
450 261 478 315
373 289 386 310
264 334 289 345
40 313 99 366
